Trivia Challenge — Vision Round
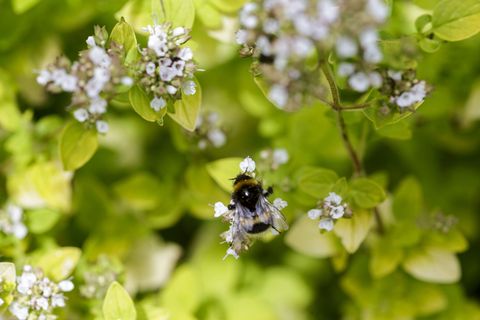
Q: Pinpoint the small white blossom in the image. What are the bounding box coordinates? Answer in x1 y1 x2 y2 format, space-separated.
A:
89 46 111 67
86 36 96 47
166 85 178 95
273 198 288 210
308 209 322 220
236 29 249 44
338 63 355 77
172 27 185 37
331 206 345 219
121 76 133 86
182 80 196 96
240 156 256 173
325 192 342 205
207 128 226 147
336 36 358 58
36 70 51 85
272 148 289 166
150 96 166 111
9 302 29 320
95 120 109 134
367 0 389 23
0 204 28 240
369 72 383 88
214 202 229 218
73 109 89 122
268 84 288 108
223 247 239 260
88 97 107 114
145 62 156 76
319 217 334 231
178 47 193 61
60 74 78 92
349 72 370 92
58 280 74 292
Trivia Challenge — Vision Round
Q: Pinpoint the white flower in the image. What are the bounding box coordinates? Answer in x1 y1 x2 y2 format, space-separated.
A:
349 72 370 92
235 29 248 45
263 18 280 34
214 202 229 218
88 46 110 67
395 91 415 108
319 217 334 231
58 280 74 292
121 76 133 86
166 85 178 95
273 198 288 210
359 28 379 47
325 192 342 205
36 70 51 85
338 63 355 77
293 37 314 58
369 72 383 88
86 36 96 47
223 247 239 260
272 148 289 166
240 7 258 29
88 97 107 114
145 62 156 76
96 120 109 134
336 36 358 58
207 128 226 147
308 209 322 220
388 70 402 81
9 302 29 320
73 109 89 122
159 66 177 81
172 27 186 37
367 0 389 23
331 206 345 219
240 156 256 173
150 96 166 111
36 296 49 310
410 81 427 101
172 60 186 76
51 294 65 308
60 75 78 92
12 223 27 240
268 84 288 108
148 35 168 57
363 46 382 63
318 0 339 23
178 47 193 61
182 80 196 96
0 297 3 306
7 204 23 222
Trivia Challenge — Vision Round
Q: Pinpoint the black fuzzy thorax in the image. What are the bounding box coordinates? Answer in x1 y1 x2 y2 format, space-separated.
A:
232 174 263 212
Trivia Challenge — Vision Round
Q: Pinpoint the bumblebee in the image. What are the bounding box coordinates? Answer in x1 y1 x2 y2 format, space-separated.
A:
221 173 289 256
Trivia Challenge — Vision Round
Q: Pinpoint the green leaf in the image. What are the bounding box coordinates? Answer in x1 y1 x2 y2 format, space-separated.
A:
59 121 98 171
11 0 41 14
415 14 433 33
369 240 403 278
334 209 373 253
285 215 340 258
129 85 167 122
418 37 442 53
0 262 16 283
152 0 195 28
432 0 480 41
294 167 338 199
206 157 243 192
402 247 461 283
103 282 137 320
35 247 81 282
26 209 61 234
349 178 386 209
160 265 200 313
168 79 202 131
392 177 423 220
208 0 247 13
114 173 163 210
110 17 138 64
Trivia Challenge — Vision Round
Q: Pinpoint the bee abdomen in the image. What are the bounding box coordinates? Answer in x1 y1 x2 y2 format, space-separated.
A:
247 222 270 234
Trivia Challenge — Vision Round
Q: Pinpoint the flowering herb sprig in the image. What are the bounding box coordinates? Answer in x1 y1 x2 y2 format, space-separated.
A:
37 26 133 134
0 204 28 240
307 192 352 231
193 111 227 149
6 265 74 320
136 22 197 112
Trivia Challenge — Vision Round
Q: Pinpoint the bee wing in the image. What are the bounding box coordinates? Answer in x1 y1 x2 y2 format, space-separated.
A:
257 197 289 232
229 204 254 252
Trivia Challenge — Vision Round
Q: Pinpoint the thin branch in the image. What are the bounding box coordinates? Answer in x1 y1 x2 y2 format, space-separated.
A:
340 103 371 110
374 208 385 235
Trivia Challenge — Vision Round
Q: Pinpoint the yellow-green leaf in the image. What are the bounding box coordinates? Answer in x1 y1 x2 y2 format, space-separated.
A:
285 215 340 258
103 282 137 320
349 178 386 209
294 167 338 199
114 173 163 210
60 121 98 171
206 157 243 192
36 247 81 282
334 209 373 253
152 0 195 28
26 208 61 234
402 247 461 283
168 79 202 131
0 262 16 283
432 0 480 41
129 86 167 122
110 17 138 64
11 0 41 14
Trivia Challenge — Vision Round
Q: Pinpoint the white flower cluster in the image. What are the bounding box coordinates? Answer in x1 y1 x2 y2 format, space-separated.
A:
194 112 227 149
0 204 28 240
37 28 132 134
138 22 197 112
237 0 339 110
307 192 351 231
379 69 429 111
335 0 389 92
7 266 74 320
79 255 119 300
239 156 256 173
259 148 289 170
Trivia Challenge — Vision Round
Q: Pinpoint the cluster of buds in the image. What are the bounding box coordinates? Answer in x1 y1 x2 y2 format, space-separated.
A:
379 69 429 111
259 148 289 171
418 212 458 234
334 0 388 92
37 26 132 134
214 157 289 259
79 256 120 300
236 0 338 110
137 22 197 112
7 265 74 320
0 204 28 240
193 111 226 149
308 192 352 231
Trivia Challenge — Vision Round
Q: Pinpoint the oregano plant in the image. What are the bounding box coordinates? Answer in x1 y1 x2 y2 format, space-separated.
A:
0 0 479 319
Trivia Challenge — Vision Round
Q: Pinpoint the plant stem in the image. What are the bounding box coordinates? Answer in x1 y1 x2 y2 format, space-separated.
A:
321 63 362 176
321 62 384 234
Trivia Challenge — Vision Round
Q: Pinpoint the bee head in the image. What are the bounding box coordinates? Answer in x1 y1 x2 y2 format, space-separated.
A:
232 173 254 186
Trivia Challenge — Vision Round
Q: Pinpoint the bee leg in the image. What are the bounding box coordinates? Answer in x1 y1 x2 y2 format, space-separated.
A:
263 186 274 197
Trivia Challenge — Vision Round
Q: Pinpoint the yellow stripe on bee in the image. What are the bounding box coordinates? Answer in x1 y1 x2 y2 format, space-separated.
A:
233 178 259 192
